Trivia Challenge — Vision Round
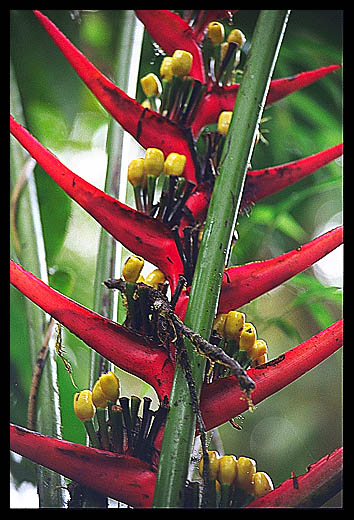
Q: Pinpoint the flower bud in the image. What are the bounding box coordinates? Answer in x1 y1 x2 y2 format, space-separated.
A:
217 111 233 136
208 21 225 45
239 323 257 352
218 455 238 485
236 456 256 493
140 73 162 98
128 158 145 188
160 56 174 82
213 313 227 336
199 450 220 481
92 379 108 409
252 471 274 498
74 390 95 421
171 50 193 77
163 152 186 176
144 148 164 177
227 29 246 49
249 339 268 361
122 255 144 283
224 310 245 340
99 371 120 403
144 268 166 289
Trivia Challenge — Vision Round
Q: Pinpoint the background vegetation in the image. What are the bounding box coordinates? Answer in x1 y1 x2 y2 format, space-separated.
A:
10 10 342 506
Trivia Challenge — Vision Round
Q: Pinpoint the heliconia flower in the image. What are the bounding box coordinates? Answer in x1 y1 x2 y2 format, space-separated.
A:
245 447 343 508
10 423 157 508
9 115 184 292
31 10 341 185
32 9 201 185
10 251 343 433
200 317 343 431
10 259 175 402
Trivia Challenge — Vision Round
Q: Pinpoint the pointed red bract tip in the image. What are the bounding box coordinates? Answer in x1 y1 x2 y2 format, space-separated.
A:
243 143 343 207
219 225 343 313
10 424 156 507
246 447 343 508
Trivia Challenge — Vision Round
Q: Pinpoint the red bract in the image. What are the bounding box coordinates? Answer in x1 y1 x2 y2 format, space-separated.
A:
32 10 341 186
246 447 343 508
10 115 183 292
10 259 174 402
135 10 206 83
243 143 344 208
10 424 156 508
200 318 343 431
33 9 201 185
190 65 341 138
174 225 343 319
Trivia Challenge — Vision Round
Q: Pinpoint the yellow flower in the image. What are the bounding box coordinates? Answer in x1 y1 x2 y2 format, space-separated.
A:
144 148 165 177
128 158 146 188
73 390 95 421
208 22 225 45
171 50 193 77
252 471 274 498
213 313 227 336
160 56 174 82
99 371 120 403
224 310 246 340
163 153 186 176
227 29 246 49
198 450 220 480
140 73 162 98
236 456 257 493
239 323 257 352
217 111 233 136
218 455 238 485
249 339 268 361
122 255 144 283
144 268 166 289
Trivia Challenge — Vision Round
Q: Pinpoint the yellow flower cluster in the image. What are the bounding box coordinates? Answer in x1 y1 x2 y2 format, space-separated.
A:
128 148 187 189
199 450 274 505
213 309 268 367
122 255 166 289
73 371 120 421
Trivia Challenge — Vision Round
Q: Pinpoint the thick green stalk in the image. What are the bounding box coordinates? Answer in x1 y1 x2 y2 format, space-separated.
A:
153 10 290 508
89 10 144 386
10 60 66 507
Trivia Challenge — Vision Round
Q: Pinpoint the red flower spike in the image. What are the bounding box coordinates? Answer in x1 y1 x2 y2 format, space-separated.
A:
243 143 343 208
200 318 343 431
135 10 206 83
10 116 183 291
191 65 341 138
10 424 156 508
174 226 343 320
10 260 174 401
246 447 343 508
33 10 200 185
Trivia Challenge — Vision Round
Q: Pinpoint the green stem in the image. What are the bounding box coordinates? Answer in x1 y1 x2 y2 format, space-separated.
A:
153 10 290 508
89 10 144 386
10 60 66 507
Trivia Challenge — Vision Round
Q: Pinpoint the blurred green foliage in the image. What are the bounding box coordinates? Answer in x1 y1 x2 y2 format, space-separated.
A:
10 10 342 506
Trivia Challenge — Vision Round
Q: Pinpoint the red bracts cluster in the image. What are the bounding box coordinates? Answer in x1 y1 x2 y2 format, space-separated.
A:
10 10 342 508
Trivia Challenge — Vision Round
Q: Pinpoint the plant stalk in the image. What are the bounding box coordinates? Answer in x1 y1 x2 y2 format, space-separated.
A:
153 10 290 508
10 60 66 507
89 10 144 386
